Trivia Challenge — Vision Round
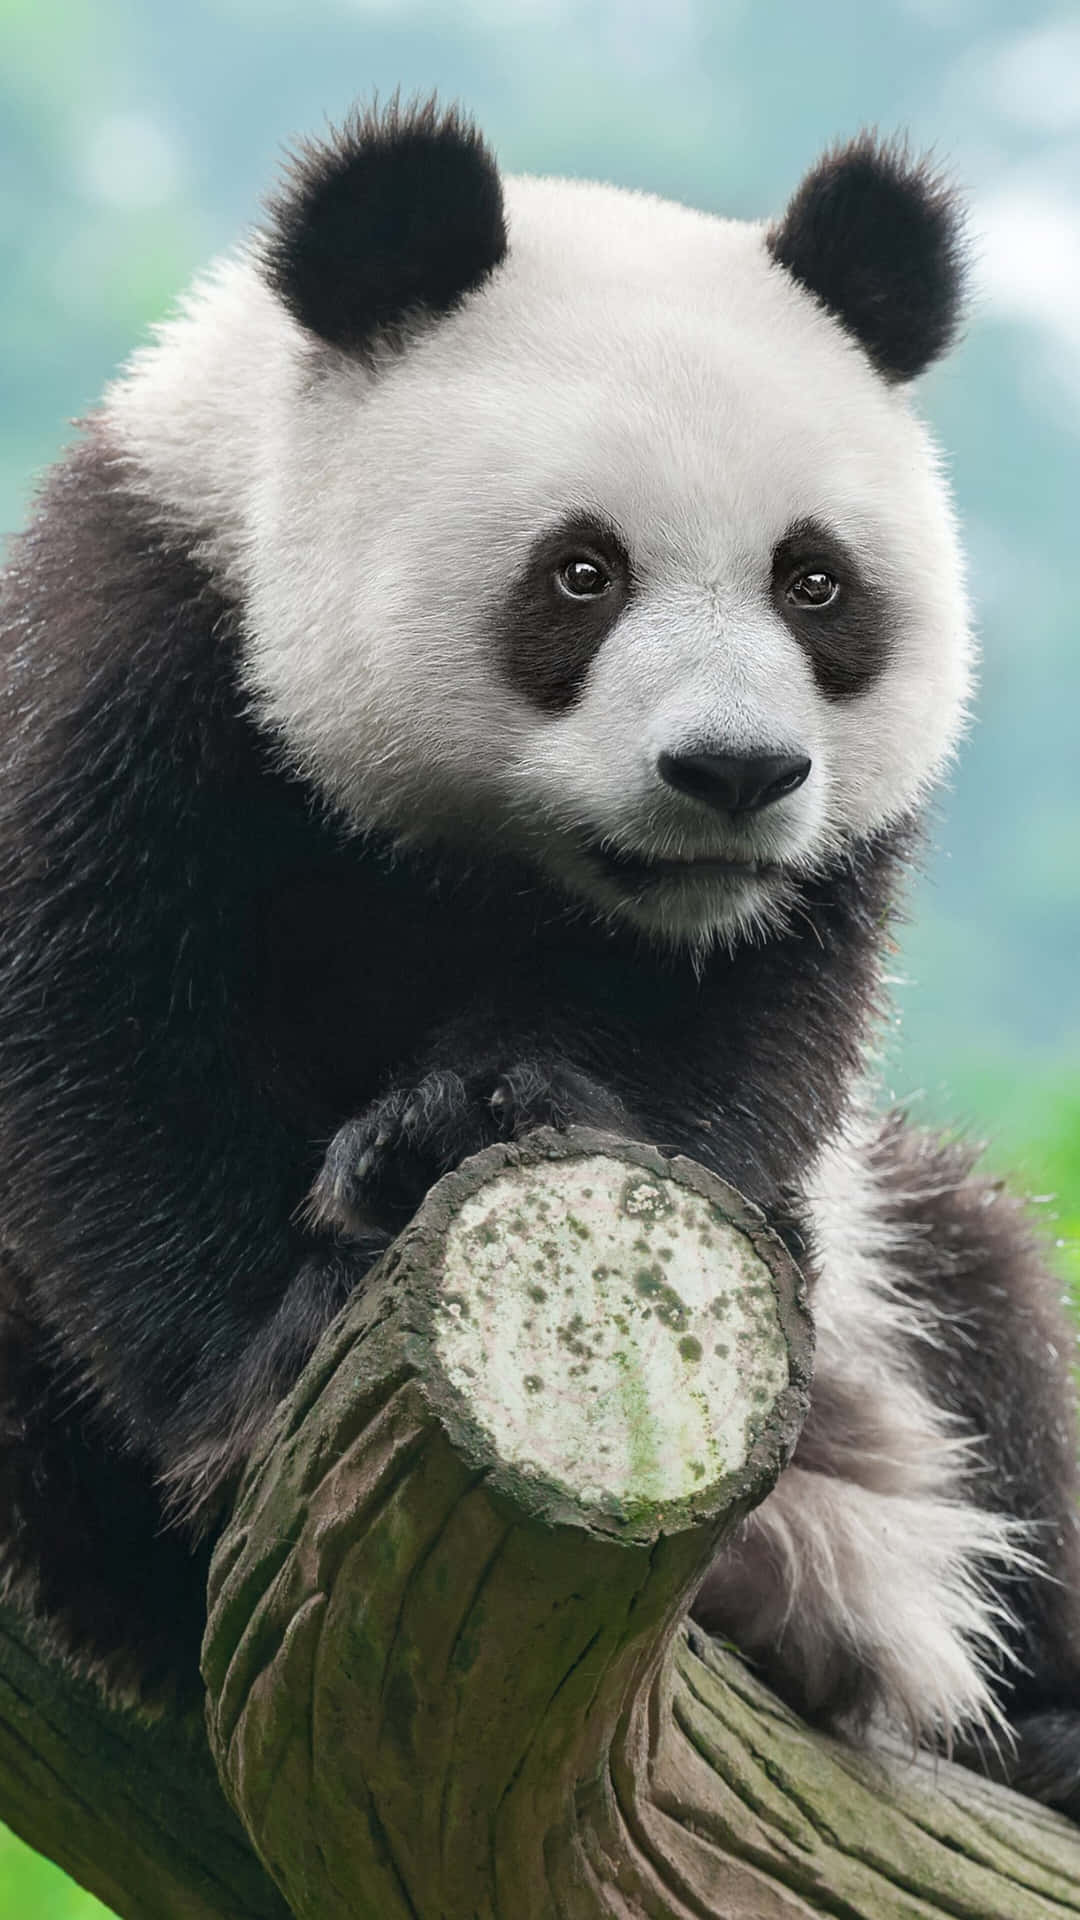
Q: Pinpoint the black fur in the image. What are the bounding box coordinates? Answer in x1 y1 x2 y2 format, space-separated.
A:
0 1250 211 1700
261 96 507 353
767 135 968 383
494 514 634 713
992 1713 1080 1822
772 517 894 701
0 425 910 1681
871 1117 1080 1810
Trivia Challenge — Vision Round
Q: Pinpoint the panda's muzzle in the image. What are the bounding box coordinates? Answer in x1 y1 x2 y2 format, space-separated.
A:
582 840 779 891
574 750 808 895
656 749 811 817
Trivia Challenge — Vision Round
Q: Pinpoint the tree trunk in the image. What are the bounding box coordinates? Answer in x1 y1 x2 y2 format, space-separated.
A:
0 1129 1077 1917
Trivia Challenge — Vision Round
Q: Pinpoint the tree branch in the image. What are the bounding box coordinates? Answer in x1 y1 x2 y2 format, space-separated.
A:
1 1129 1076 1917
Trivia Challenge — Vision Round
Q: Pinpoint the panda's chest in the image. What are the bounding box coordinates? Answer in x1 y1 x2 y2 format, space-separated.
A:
245 848 564 1121
248 855 474 1112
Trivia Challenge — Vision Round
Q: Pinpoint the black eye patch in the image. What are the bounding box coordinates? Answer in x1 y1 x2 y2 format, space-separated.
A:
771 518 894 701
495 514 634 713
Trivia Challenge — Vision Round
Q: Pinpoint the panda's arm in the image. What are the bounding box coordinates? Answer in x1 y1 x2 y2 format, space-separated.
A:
0 437 382 1524
0 434 648 1543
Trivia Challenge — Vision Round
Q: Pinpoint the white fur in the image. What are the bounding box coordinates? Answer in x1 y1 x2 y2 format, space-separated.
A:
698 1113 1029 1744
106 171 973 946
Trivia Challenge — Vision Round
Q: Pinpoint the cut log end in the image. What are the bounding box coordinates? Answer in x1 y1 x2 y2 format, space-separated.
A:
423 1131 812 1536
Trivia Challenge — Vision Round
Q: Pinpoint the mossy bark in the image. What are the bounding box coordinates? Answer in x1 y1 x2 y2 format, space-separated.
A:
0 1600 289 1920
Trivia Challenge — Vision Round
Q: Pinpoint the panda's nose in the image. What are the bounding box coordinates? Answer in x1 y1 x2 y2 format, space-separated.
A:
657 749 812 816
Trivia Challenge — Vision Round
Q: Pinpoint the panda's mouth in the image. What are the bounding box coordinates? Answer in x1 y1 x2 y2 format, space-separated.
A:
582 839 778 890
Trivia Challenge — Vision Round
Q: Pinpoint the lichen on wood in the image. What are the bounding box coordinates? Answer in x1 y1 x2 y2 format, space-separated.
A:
435 1145 800 1525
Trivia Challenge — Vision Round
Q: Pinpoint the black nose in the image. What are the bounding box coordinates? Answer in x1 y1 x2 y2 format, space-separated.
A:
657 749 812 816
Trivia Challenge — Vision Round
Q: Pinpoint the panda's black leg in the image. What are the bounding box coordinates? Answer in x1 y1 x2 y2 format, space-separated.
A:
308 1053 632 1239
872 1115 1080 1818
0 1250 212 1702
991 1712 1080 1820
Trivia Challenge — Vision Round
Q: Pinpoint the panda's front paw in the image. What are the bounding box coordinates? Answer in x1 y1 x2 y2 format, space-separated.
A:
308 1058 630 1238
485 1057 630 1143
308 1071 473 1236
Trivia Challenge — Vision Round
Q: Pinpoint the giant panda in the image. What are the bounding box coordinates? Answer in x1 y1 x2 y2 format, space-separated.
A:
1 96 1078 1814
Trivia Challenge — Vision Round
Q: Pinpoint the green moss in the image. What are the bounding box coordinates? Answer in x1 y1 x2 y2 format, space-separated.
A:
620 1176 672 1219
634 1266 689 1331
557 1313 594 1361
611 1345 662 1497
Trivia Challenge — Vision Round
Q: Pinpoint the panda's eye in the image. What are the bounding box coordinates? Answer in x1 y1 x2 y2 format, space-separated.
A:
556 555 612 599
787 569 840 609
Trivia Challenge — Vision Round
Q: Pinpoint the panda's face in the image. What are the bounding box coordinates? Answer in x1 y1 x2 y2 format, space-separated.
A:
238 172 970 947
109 117 972 949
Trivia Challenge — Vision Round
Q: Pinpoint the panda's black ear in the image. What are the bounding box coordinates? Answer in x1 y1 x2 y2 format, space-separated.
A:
766 135 968 382
262 95 507 353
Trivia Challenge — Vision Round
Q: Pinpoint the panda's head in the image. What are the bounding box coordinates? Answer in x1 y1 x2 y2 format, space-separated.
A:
127 100 974 950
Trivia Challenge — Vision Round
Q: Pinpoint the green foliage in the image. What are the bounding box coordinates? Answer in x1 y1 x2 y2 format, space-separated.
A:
0 1826 110 1919
998 1089 1080 1312
908 1063 1080 1309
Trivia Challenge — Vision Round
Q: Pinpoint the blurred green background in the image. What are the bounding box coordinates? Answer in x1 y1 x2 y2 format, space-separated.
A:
2 0 1078 1910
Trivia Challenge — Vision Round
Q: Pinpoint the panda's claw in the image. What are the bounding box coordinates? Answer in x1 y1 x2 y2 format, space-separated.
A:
489 1076 516 1133
308 1056 631 1240
306 1073 482 1237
